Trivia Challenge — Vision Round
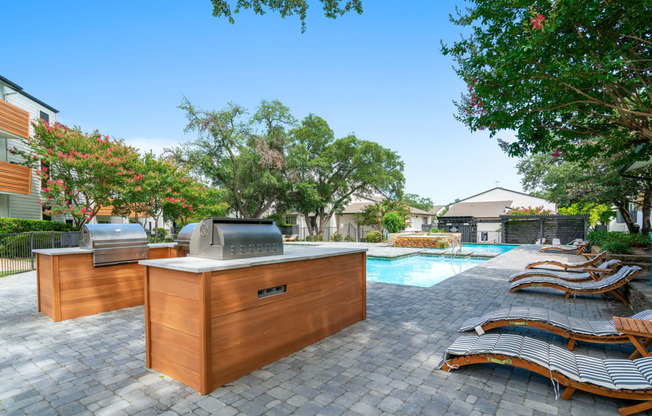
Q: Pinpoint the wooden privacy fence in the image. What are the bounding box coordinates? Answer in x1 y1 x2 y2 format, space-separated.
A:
500 214 589 244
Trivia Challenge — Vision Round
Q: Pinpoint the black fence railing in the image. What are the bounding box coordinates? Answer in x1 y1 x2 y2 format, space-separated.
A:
279 224 377 242
0 231 80 277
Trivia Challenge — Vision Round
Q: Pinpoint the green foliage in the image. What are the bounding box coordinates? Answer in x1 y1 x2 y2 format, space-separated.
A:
0 218 73 233
381 211 403 234
330 232 343 242
344 235 354 242
356 200 411 232
402 193 434 212
210 0 363 32
586 230 651 252
509 206 554 215
601 241 633 255
364 231 382 243
442 0 652 160
313 234 324 242
437 240 449 249
173 98 294 219
266 213 290 227
285 114 405 235
559 204 615 226
428 228 444 234
305 235 313 242
517 153 649 234
155 228 167 238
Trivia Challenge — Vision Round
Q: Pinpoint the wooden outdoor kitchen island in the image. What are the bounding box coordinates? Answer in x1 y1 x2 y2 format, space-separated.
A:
34 243 184 322
139 246 367 394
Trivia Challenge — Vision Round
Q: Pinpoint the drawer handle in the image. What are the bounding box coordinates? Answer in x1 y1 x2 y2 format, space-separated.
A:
258 284 287 299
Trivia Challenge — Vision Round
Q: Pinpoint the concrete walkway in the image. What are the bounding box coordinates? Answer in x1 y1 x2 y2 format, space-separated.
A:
0 245 647 415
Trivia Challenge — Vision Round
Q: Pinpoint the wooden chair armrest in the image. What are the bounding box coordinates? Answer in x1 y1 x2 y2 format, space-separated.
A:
584 266 610 274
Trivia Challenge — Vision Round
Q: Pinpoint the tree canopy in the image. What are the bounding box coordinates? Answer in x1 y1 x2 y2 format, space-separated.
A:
443 0 652 163
210 0 363 31
402 193 434 212
285 114 405 235
517 152 651 233
171 98 294 218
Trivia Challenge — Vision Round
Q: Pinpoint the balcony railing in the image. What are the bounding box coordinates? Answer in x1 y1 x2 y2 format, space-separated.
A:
0 100 30 139
0 160 32 195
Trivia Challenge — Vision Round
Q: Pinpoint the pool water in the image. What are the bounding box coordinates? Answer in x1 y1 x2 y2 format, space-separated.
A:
366 256 486 287
462 244 518 254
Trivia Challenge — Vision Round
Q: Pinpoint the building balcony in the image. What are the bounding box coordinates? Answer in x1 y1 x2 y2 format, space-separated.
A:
0 160 32 195
0 99 30 139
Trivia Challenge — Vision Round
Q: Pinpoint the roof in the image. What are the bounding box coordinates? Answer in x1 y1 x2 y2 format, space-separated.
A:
431 205 444 214
442 200 513 218
454 187 547 204
340 201 436 216
0 75 59 113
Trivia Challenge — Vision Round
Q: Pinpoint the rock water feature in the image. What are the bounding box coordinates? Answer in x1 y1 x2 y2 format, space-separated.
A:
391 232 462 249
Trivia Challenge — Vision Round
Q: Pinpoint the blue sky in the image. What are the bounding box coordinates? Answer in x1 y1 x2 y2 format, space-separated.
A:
3 0 524 205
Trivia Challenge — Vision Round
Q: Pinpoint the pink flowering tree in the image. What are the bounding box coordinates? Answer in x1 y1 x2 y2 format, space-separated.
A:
11 120 140 229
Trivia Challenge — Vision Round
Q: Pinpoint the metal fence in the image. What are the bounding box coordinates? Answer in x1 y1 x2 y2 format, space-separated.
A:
280 224 376 242
500 214 589 244
0 231 80 277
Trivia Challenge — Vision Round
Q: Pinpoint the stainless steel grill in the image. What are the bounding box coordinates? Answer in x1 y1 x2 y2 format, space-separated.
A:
175 217 283 260
80 224 149 267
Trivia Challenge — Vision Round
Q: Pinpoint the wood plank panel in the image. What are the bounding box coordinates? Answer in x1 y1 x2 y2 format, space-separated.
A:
61 293 143 320
151 336 201 374
149 268 200 300
148 248 171 260
0 160 32 195
150 354 200 391
210 254 363 317
149 305 200 337
0 99 30 138
60 279 143 301
211 278 361 352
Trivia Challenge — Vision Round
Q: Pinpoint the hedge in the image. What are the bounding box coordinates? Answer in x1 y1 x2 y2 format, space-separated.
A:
0 218 74 234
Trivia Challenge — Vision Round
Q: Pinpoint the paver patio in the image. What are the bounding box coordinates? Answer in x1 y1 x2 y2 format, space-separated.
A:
0 245 646 415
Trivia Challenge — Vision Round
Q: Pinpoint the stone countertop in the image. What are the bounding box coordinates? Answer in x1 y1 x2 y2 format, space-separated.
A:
33 242 176 256
139 246 368 273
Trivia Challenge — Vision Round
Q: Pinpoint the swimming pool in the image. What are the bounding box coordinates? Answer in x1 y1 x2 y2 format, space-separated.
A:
462 243 518 254
366 256 486 287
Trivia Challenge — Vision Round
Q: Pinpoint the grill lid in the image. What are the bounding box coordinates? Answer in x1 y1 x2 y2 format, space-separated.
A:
81 224 149 266
176 217 283 260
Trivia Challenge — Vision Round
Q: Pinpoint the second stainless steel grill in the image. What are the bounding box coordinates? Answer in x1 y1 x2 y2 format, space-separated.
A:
80 224 149 267
175 217 283 260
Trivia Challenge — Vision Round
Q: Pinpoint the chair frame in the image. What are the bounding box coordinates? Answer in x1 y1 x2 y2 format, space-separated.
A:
509 266 642 305
526 250 608 272
441 354 652 415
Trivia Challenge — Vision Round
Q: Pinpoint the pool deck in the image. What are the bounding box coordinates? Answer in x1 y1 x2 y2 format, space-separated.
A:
0 244 648 415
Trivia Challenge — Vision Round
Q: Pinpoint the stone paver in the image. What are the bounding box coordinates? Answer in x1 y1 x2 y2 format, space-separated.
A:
0 245 647 415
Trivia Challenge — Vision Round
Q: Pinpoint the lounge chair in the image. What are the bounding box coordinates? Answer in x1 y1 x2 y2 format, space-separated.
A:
441 333 652 415
283 234 298 242
509 265 642 305
526 250 609 272
458 306 652 350
539 239 589 254
510 259 621 283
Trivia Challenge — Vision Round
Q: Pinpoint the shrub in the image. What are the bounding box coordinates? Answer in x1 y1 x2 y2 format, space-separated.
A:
0 218 74 233
382 212 403 234
305 235 313 242
155 228 167 238
601 241 633 255
429 228 444 234
344 235 355 242
587 230 652 250
313 234 324 242
364 231 382 243
331 233 343 242
436 240 449 249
